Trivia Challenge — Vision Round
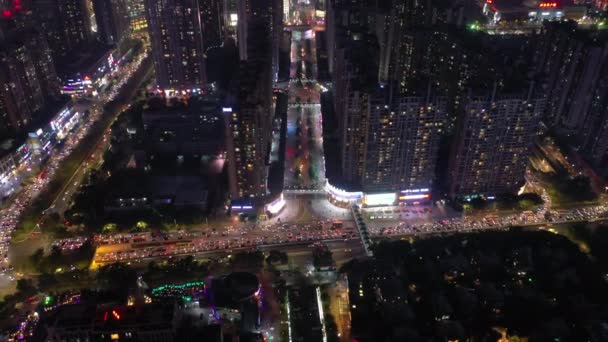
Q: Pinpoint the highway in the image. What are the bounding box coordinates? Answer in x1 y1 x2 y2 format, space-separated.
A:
46 58 153 218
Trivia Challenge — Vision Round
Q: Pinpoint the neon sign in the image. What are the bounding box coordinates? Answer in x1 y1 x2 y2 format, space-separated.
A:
363 193 396 206
399 194 430 200
265 193 286 214
539 2 557 8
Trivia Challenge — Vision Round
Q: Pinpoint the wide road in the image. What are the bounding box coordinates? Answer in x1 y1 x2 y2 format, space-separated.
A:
47 60 153 217
7 55 153 272
91 237 365 270
284 29 326 191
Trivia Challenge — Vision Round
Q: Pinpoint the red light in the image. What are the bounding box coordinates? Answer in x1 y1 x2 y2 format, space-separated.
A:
539 2 558 7
14 5 22 10
486 0 493 3
2 10 12 17
13 0 20 4
103 312 109 321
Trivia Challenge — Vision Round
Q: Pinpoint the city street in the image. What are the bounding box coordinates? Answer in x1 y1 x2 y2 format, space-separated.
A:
284 29 325 191
1 49 151 279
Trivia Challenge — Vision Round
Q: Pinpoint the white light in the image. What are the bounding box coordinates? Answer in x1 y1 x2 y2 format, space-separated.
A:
325 182 362 200
316 287 328 342
36 129 43 136
266 193 286 214
399 194 429 200
401 188 429 194
222 107 233 113
364 193 396 206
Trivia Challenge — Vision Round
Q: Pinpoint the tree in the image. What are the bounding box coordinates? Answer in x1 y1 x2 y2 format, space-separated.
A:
16 279 36 297
135 221 149 230
30 248 44 265
102 223 117 233
266 250 288 266
231 251 264 270
312 243 334 270
38 273 58 290
96 263 137 298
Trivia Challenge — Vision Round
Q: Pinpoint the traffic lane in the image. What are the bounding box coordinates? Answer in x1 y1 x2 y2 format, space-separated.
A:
91 237 364 269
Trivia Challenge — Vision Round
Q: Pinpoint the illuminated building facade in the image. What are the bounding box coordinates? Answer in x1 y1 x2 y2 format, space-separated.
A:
32 0 92 59
448 85 545 198
224 61 273 200
580 68 608 173
0 30 60 136
236 0 282 81
339 86 446 193
200 0 225 49
93 0 130 45
362 94 446 192
126 0 147 32
144 0 206 89
534 22 608 130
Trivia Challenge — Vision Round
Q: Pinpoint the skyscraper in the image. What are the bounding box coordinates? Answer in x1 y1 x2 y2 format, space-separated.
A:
448 84 545 198
126 0 147 32
144 0 206 90
534 21 608 130
331 26 446 193
200 0 225 49
93 0 130 45
224 61 273 200
236 0 282 80
32 0 93 59
0 30 60 136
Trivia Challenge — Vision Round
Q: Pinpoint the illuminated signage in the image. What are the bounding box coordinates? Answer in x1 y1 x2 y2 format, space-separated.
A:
36 129 43 136
315 10 325 18
401 188 429 194
325 182 363 201
222 107 233 113
266 193 286 214
539 2 557 8
230 13 238 26
363 193 396 206
399 194 430 200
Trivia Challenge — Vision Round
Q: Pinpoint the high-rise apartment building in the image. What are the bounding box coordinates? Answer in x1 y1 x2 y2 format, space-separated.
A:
0 30 60 136
341 87 446 193
332 28 446 193
126 0 147 32
32 0 92 59
144 0 206 89
534 21 608 130
93 0 130 45
200 0 225 49
236 0 282 81
224 61 273 200
448 84 545 198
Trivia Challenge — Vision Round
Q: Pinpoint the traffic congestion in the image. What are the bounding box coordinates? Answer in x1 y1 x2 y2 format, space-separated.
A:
91 220 357 265
0 51 148 272
369 204 608 237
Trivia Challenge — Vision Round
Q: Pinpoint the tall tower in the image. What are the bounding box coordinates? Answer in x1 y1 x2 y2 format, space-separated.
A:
224 61 273 200
200 0 225 49
448 84 545 198
144 0 206 90
0 30 60 136
31 0 92 59
93 0 130 45
236 0 281 81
